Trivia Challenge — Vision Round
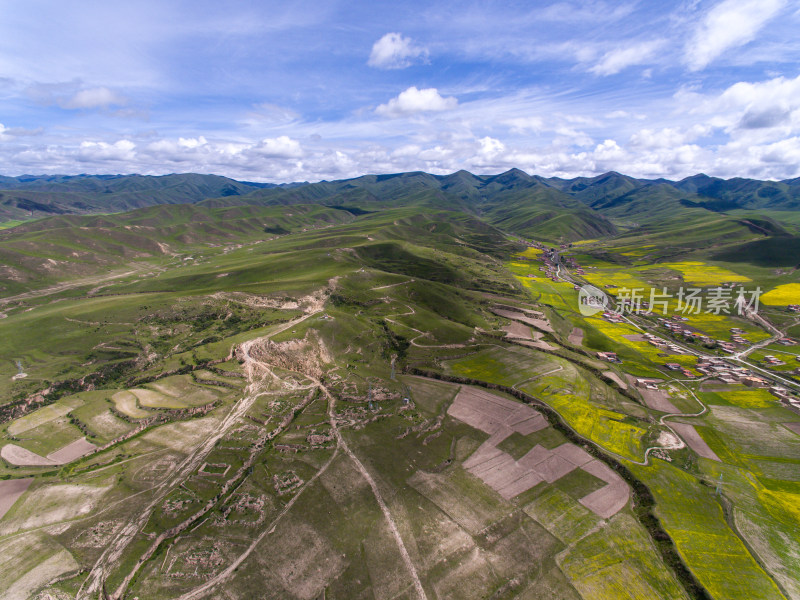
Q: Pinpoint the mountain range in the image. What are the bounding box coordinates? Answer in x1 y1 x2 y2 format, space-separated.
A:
2 170 799 242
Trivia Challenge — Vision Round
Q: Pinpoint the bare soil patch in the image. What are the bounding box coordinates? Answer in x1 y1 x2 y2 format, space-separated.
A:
0 478 33 520
783 422 800 436
1 438 96 467
131 388 185 409
670 423 721 461
602 371 627 390
449 384 630 514
0 483 110 535
578 460 630 519
568 327 584 346
551 443 594 467
88 410 130 438
1 444 56 466
46 437 96 463
578 482 629 519
141 414 222 453
502 321 533 339
492 308 554 333
112 390 149 418
639 388 680 413
447 387 547 437
1 546 78 600
515 339 557 351
623 334 648 342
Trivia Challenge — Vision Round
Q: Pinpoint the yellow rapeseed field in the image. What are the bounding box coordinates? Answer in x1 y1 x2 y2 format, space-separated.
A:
761 283 800 305
517 246 543 258
660 261 750 285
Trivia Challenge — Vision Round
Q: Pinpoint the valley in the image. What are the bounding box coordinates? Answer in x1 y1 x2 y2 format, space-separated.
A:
1 169 799 600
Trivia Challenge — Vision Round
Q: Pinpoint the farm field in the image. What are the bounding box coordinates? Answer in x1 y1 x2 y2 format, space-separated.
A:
0 176 799 600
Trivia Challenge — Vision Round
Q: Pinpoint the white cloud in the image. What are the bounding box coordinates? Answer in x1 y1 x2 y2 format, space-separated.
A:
178 136 207 149
376 87 458 117
63 86 127 109
593 139 624 161
505 116 544 133
590 40 664 75
679 73 800 138
367 33 429 69
684 0 786 71
251 136 303 158
478 136 505 156
629 125 710 149
26 82 129 110
77 139 136 162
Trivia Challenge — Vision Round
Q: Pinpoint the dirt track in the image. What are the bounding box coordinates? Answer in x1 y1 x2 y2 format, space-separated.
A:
78 310 321 600
176 368 427 600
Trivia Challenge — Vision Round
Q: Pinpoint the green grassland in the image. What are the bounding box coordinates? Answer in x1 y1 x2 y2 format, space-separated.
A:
2 179 800 599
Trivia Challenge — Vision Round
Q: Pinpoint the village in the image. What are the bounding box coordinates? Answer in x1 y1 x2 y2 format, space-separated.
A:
516 242 800 413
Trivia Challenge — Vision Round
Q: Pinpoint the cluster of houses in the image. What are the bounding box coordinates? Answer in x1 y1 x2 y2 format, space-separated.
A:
521 241 588 282
771 386 800 408
700 360 800 407
641 331 693 355
656 320 775 353
664 362 695 378
763 355 786 366
562 255 585 276
694 358 764 386
657 318 745 350
635 378 660 390
777 337 797 346
596 351 621 363
520 241 562 282
603 311 624 323
788 305 800 313
730 328 747 344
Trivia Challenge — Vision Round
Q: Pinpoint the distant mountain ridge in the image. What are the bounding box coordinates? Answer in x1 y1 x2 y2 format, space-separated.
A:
0 173 274 223
2 169 800 242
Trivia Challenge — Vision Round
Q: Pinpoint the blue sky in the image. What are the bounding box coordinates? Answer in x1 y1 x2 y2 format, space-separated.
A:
1 0 800 181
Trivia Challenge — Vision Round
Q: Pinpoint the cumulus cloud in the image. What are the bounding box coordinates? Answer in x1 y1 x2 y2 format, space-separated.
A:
63 86 127 109
684 0 786 71
590 40 664 75
251 136 303 158
629 125 710 149
77 139 136 162
739 106 792 129
376 87 458 117
26 81 128 110
505 116 544 133
679 73 800 138
368 33 429 69
178 136 208 149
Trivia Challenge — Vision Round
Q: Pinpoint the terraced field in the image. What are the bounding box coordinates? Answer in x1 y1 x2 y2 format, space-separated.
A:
1 181 799 600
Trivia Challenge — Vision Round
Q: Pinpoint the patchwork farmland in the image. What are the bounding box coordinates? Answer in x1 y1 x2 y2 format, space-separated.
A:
0 170 799 599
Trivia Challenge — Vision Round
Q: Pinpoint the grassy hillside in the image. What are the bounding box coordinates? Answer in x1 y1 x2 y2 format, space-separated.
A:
0 173 271 222
1 171 800 600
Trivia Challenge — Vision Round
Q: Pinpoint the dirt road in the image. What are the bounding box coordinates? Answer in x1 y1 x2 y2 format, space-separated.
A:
77 310 320 600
